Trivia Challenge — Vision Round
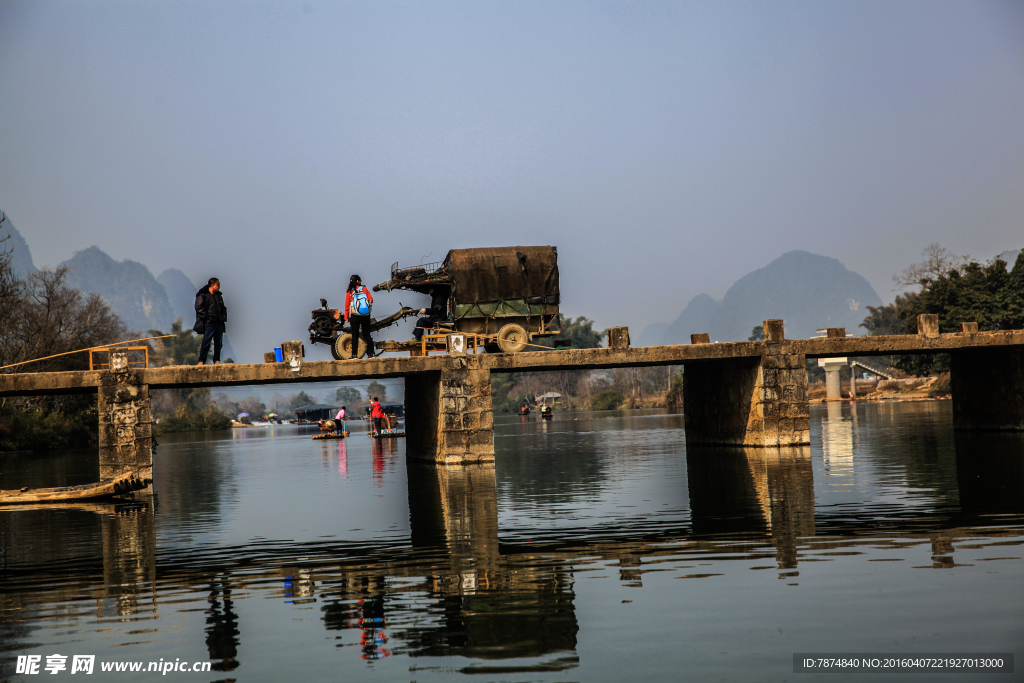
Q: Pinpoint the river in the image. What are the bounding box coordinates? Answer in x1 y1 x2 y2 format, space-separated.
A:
1 401 1021 681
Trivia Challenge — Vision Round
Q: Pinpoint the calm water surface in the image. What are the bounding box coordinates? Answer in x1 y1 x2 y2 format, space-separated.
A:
1 402 1022 682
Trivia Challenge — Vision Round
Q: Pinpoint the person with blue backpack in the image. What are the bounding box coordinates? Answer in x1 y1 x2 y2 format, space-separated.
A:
344 274 377 359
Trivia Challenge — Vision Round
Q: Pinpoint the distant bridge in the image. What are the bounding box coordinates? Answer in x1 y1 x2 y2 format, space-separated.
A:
1 315 1022 481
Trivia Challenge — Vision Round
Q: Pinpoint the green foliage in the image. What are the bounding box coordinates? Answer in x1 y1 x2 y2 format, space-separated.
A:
365 380 388 402
748 325 764 341
494 388 536 414
535 314 603 349
892 251 1023 375
289 391 316 409
156 404 232 433
859 294 918 336
898 252 1024 332
590 389 625 411
335 386 361 406
0 402 99 452
490 373 516 408
148 318 200 365
666 370 684 412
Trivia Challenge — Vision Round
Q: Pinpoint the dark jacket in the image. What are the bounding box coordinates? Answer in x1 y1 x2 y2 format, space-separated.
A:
194 286 227 333
427 288 448 317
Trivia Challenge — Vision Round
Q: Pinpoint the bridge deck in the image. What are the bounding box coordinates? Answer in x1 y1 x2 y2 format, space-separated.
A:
1 329 1022 397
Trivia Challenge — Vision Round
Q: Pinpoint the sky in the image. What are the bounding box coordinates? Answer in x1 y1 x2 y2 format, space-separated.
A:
1 0 1022 362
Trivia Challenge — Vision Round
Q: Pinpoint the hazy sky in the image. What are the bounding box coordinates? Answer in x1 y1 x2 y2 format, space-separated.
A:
2 0 1022 361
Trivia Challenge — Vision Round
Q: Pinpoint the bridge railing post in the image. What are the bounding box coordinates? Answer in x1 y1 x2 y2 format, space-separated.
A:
98 349 153 483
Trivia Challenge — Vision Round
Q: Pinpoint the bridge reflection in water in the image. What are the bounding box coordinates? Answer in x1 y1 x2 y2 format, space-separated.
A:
1 427 1022 675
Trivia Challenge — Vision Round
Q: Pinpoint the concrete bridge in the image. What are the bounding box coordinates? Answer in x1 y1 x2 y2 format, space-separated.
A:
1 315 1022 482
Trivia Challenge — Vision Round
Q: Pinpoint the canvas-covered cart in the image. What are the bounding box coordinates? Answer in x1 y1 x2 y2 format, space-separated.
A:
373 246 562 353
307 246 561 357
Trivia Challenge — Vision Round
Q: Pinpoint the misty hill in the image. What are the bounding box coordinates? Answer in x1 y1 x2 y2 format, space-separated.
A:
636 322 670 348
657 251 882 344
62 247 176 333
0 211 37 278
661 293 719 345
158 268 201 324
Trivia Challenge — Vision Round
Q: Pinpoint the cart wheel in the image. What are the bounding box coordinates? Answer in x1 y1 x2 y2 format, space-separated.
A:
330 335 345 360
496 323 529 353
336 333 368 359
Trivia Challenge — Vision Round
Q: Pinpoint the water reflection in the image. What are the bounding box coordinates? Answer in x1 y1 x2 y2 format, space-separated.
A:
955 432 1024 515
687 446 815 570
400 462 578 667
821 402 854 477
0 404 1021 681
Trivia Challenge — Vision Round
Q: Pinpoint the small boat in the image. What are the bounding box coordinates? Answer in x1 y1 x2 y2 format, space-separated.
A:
0 471 150 504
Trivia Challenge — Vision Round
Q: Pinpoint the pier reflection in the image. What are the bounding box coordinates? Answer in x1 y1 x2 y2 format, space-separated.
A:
955 432 1024 515
0 500 156 618
687 446 815 569
399 462 578 666
821 402 854 477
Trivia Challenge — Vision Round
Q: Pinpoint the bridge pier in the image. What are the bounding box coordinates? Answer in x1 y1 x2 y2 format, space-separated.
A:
98 349 153 482
951 346 1024 431
684 322 809 447
405 355 495 464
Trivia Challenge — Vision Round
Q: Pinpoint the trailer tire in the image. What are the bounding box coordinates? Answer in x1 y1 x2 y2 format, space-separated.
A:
330 335 345 360
335 333 368 359
497 323 529 353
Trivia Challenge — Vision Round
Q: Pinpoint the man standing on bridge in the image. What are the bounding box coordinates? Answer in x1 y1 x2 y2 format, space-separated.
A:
194 277 228 365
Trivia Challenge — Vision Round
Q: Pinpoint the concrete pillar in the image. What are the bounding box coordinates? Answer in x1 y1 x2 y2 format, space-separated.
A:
824 364 842 400
684 343 810 447
98 349 153 482
950 347 1024 431
405 355 494 464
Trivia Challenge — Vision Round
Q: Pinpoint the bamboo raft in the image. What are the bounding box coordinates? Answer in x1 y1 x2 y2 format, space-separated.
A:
312 431 349 440
0 471 150 504
370 431 406 438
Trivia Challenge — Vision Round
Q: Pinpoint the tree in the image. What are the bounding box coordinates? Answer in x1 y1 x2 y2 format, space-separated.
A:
289 391 316 409
859 293 917 336
148 318 200 366
891 250 1024 375
748 325 764 341
535 314 603 349
335 386 361 405
366 380 387 402
0 252 133 449
1 265 129 373
893 243 969 290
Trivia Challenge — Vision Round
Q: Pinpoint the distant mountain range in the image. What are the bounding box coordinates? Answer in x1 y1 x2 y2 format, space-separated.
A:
2 210 238 361
637 250 883 346
0 213 37 279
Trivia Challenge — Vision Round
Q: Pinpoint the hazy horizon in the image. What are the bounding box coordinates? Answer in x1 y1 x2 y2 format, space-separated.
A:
2 0 1022 361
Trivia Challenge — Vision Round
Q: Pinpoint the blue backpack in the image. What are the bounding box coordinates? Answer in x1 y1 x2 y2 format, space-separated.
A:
350 287 371 316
